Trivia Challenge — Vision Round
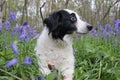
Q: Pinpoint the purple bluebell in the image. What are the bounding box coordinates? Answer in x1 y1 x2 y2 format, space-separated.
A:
0 23 2 31
5 21 11 31
33 34 40 39
103 24 113 37
19 33 27 39
115 19 120 24
11 24 19 37
14 24 19 32
19 25 30 42
36 77 38 80
112 19 116 24
105 32 109 36
97 21 101 28
104 24 110 32
24 56 32 65
114 22 119 36
19 33 29 43
101 27 105 33
19 26 27 38
6 58 19 67
91 28 98 37
36 75 43 80
28 27 38 38
8 12 16 22
22 21 28 26
10 41 19 55
25 35 29 43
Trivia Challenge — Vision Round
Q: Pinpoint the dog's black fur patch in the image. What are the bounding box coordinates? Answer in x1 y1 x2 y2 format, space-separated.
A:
43 10 77 40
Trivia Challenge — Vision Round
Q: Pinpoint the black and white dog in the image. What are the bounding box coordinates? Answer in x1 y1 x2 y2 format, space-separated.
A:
35 9 92 80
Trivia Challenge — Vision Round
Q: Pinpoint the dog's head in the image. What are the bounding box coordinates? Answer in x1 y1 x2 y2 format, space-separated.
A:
43 9 93 40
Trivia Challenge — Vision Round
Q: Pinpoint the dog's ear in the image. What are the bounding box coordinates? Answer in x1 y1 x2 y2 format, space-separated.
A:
43 12 61 33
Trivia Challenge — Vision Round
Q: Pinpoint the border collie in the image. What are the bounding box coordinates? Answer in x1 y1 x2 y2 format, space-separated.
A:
35 9 93 80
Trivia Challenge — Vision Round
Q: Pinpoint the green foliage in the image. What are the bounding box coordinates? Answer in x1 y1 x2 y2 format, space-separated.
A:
1 32 120 80
74 36 120 80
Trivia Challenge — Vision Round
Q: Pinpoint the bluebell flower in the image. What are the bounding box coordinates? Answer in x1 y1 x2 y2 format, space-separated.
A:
6 58 19 67
36 77 38 80
33 34 40 39
22 21 28 26
97 21 101 28
114 23 119 36
19 33 27 39
115 19 120 24
28 27 38 38
24 56 32 65
105 32 109 36
14 24 19 32
101 27 105 33
19 33 29 43
8 12 16 22
91 28 98 37
112 19 116 24
19 25 30 43
5 21 11 31
10 41 19 55
0 23 2 31
104 24 110 32
25 35 29 43
19 26 27 38
36 75 43 80
11 24 20 37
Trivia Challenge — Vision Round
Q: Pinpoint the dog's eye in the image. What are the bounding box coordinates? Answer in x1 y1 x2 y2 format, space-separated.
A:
70 13 77 22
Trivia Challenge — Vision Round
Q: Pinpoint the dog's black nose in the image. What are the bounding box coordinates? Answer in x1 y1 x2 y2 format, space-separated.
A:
87 25 93 31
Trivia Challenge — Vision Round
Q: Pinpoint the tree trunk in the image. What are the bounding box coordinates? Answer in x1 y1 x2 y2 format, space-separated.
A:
21 0 27 24
0 0 5 23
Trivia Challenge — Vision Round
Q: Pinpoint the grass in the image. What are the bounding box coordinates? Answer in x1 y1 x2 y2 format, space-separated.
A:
0 13 120 80
74 35 120 80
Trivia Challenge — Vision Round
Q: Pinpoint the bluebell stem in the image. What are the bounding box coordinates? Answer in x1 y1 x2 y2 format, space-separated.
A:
8 12 17 22
3 40 8 50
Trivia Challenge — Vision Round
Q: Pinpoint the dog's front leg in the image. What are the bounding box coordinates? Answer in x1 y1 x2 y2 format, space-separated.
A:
61 65 74 80
63 76 73 80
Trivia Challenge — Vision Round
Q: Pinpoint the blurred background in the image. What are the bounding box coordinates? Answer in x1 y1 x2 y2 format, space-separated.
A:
0 0 120 31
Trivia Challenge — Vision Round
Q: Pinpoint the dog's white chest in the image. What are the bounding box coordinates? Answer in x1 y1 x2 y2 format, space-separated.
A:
35 28 74 68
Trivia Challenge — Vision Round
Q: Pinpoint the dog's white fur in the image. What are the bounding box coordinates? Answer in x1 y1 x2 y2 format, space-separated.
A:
35 9 92 80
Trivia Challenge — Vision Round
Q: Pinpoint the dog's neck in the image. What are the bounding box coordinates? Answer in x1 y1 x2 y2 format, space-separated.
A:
42 27 73 48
